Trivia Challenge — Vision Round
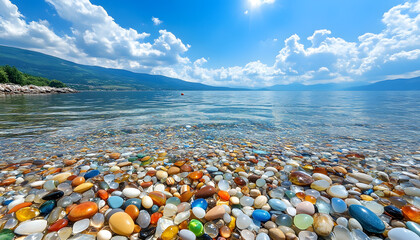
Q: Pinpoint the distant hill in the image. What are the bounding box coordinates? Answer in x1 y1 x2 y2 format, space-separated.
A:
262 78 420 91
0 45 235 90
346 77 420 91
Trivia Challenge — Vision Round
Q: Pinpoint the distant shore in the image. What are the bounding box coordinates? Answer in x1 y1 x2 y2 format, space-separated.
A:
0 83 78 94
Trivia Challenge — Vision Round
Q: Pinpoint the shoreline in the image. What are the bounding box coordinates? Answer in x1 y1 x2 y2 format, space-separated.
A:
0 83 78 95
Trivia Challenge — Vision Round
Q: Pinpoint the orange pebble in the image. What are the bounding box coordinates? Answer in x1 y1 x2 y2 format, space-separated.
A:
8 202 32 214
71 176 85 187
218 191 230 201
125 205 140 220
304 195 317 204
150 212 163 225
402 205 420 223
97 190 109 200
296 192 306 200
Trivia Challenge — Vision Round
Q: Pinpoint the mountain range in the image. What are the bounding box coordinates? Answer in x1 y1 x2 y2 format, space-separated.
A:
0 45 419 91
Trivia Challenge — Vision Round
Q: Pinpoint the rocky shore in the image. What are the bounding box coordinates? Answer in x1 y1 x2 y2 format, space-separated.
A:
0 84 77 94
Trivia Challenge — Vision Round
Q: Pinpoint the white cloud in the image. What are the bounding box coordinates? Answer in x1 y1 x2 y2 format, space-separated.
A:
249 0 275 8
151 17 162 25
0 0 419 87
244 10 248 15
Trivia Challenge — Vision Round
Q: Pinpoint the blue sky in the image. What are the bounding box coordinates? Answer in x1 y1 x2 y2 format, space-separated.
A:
0 0 419 87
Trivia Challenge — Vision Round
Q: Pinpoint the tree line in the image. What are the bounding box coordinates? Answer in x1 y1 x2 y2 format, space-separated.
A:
0 65 67 88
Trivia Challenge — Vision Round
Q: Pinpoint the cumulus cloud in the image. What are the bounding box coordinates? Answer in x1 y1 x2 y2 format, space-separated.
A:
0 0 189 71
151 17 162 25
0 0 419 87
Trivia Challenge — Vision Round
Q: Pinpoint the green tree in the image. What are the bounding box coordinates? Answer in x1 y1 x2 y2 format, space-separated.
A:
0 69 8 83
3 65 24 85
49 79 66 88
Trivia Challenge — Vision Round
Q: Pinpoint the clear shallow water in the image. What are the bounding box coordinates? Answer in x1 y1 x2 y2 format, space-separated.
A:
0 91 419 147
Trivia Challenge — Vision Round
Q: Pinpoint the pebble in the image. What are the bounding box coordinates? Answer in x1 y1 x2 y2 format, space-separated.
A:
349 204 385 233
388 227 420 240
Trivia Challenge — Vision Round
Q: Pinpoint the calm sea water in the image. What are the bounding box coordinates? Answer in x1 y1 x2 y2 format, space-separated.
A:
0 91 419 146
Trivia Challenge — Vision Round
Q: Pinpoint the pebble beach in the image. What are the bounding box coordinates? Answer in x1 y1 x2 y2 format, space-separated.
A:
0 122 419 240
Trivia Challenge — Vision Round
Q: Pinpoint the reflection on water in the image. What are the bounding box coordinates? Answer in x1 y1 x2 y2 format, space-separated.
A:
0 91 419 145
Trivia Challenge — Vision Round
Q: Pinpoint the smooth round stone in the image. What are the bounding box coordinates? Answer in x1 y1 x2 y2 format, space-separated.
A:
162 225 179 240
316 198 331 214
256 232 270 240
8 198 24 210
0 229 15 240
97 230 112 240
327 185 348 198
122 198 141 210
148 191 166 206
296 201 315 215
122 188 140 198
313 213 334 237
57 227 72 240
191 199 208 210
84 170 100 179
240 229 255 240
73 183 94 193
174 211 190 224
268 199 287 211
142 196 153 209
363 201 384 215
384 205 404 220
254 196 268 209
179 229 196 240
349 172 373 183
293 214 314 230
23 232 43 240
42 190 64 200
388 228 420 240
195 186 216 198
203 222 218 238
276 214 292 227
256 179 266 187
240 196 254 207
16 207 40 222
108 196 124 209
406 221 420 237
289 171 313 186
188 219 204 236
252 209 271 222
68 202 98 222
268 228 286 240
192 207 206 219
72 219 90 234
166 197 181 206
218 180 230 191
91 213 105 228
352 229 370 240
109 212 135 236
163 204 178 217
298 231 317 240
311 180 330 191
205 206 226 221
136 210 151 228
14 220 47 235
333 225 352 240
337 217 348 227
236 214 252 229
348 204 385 233
331 198 347 213
348 218 363 231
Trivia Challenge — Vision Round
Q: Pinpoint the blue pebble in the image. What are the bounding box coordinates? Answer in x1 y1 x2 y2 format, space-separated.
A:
151 205 159 213
122 198 141 210
407 221 420 237
108 196 124 208
268 199 286 211
275 214 292 227
363 189 373 195
252 209 271 222
84 170 100 179
3 199 13 206
191 198 208 210
39 200 56 216
331 198 347 213
349 205 385 233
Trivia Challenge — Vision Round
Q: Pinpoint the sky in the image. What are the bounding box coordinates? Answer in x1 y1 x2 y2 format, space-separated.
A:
0 0 419 87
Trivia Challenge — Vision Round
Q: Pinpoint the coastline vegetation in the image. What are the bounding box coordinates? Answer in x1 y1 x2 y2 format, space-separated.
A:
0 65 67 88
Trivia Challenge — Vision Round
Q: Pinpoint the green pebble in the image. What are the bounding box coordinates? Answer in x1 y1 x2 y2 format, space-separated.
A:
189 219 204 236
294 214 314 230
0 229 14 240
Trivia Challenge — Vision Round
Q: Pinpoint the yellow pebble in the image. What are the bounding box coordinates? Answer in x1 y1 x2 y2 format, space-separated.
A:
52 172 72 183
161 225 179 240
16 207 40 222
228 216 236 231
360 195 374 201
73 182 94 193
